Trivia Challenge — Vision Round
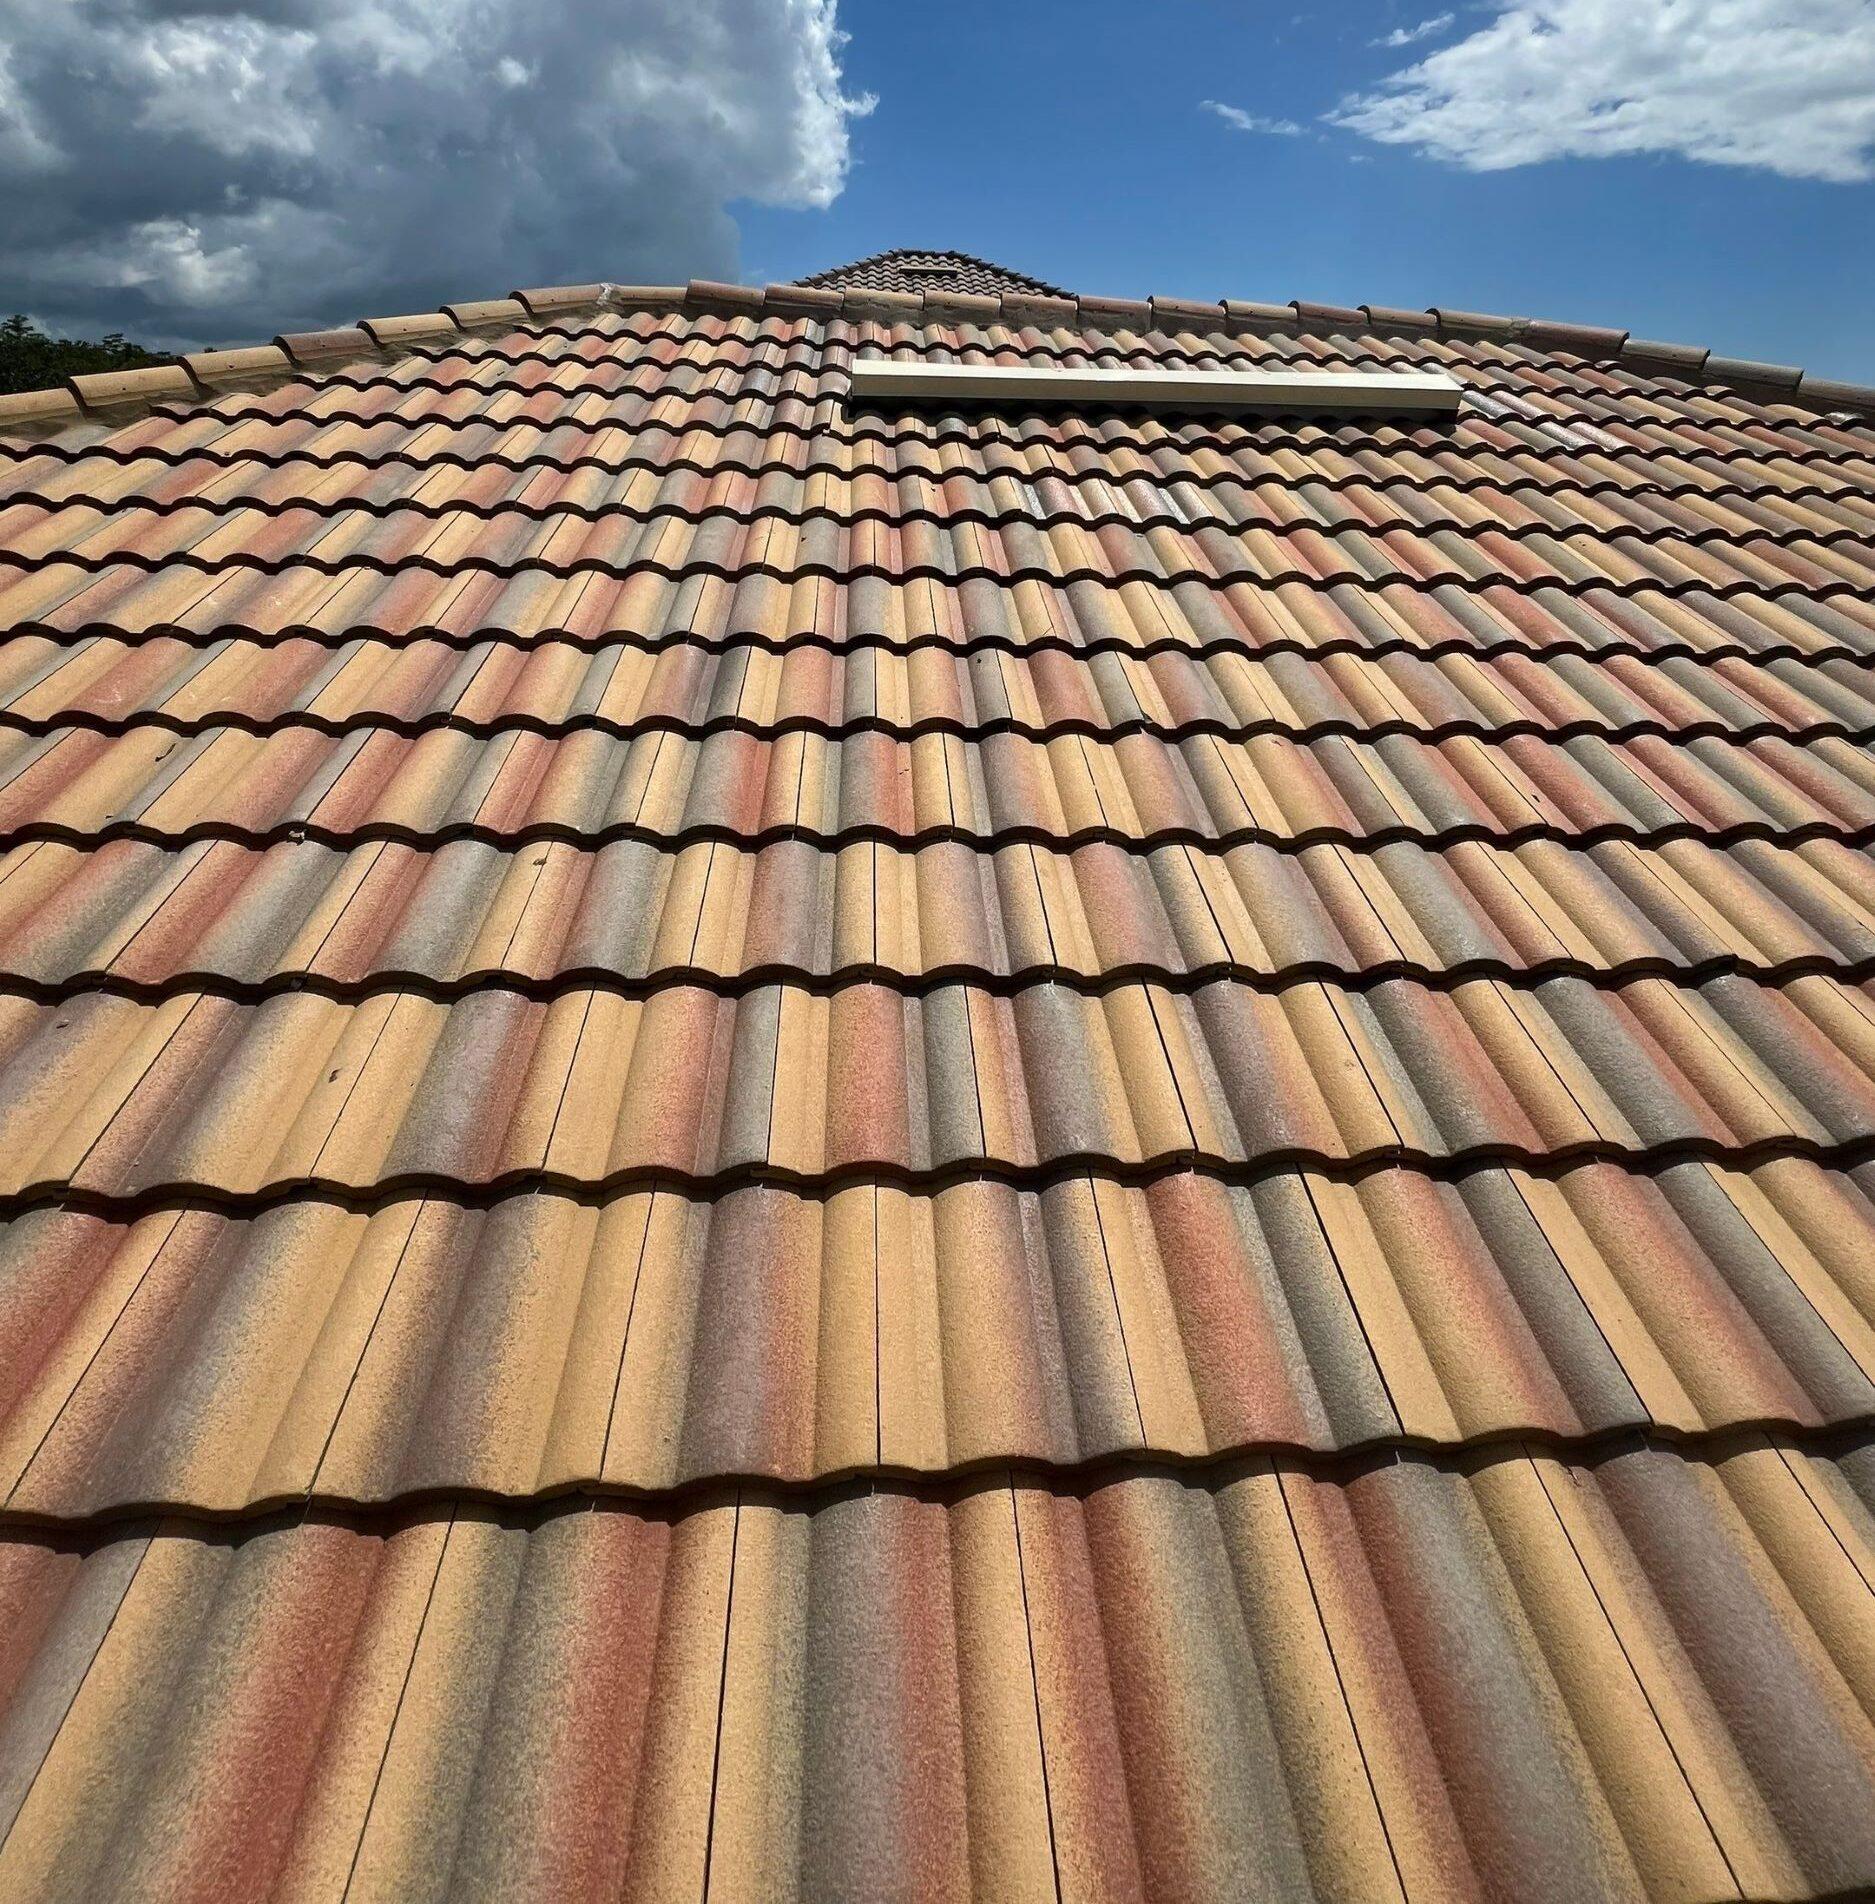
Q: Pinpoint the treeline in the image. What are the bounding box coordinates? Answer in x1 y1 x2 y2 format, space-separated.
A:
0 314 170 395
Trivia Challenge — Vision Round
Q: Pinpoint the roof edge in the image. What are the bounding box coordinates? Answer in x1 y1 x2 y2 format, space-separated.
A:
0 276 1869 441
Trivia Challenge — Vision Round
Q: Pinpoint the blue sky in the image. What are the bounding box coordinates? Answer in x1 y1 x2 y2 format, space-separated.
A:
4 0 1871 375
738 1 1875 379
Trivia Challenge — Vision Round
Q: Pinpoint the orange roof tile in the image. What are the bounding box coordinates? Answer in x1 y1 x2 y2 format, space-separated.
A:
1 256 1874 1895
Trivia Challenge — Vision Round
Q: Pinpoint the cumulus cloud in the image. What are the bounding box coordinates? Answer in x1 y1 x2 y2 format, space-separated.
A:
1374 13 1454 48
1331 0 1875 181
0 0 874 343
1201 100 1305 135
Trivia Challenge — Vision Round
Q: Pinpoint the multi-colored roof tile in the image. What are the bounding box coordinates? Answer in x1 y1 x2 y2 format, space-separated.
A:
794 247 1070 298
1 254 1873 1898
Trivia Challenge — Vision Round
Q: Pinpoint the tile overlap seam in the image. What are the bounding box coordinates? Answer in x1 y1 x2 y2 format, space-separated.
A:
7 812 1873 857
6 620 1869 675
1 1421 1867 1539
7 953 1872 1011
4 1130 1875 1215
4 546 1863 609
6 708 1874 751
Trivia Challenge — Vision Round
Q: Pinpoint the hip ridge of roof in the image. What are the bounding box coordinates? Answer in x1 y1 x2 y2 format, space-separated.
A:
1 274 1869 443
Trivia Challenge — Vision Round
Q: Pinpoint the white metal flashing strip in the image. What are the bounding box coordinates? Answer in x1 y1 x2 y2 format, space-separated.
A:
849 360 1464 414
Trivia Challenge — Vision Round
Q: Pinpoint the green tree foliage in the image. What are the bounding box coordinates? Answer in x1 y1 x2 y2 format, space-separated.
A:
0 314 170 395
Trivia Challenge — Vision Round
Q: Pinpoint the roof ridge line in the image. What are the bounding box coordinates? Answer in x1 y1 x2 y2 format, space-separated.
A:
1 277 1870 441
2 1418 1870 1540
792 246 1070 297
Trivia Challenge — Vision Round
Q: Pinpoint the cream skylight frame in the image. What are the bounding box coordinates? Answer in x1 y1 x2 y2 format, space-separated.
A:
850 360 1464 414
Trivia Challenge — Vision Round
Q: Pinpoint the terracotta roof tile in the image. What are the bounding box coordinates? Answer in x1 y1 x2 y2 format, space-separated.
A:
6 832 1875 997
3 1159 1875 1515
3 720 1873 856
1 271 1873 1892
4 626 1873 751
5 1442 1875 1897
2 969 1874 1201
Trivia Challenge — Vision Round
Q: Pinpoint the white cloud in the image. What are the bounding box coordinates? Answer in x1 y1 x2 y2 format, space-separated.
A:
0 0 874 342
1331 0 1875 182
1201 100 1305 136
1374 13 1454 47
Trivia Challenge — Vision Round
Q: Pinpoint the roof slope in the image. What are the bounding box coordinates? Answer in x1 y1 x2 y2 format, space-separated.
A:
0 276 1874 1898
796 246 1070 296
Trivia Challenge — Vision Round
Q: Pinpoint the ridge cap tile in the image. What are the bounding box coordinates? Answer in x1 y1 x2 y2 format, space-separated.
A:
66 362 199 410
1799 373 1875 412
441 296 527 330
0 384 84 425
1522 318 1629 357
511 281 606 316
595 281 688 311
1150 294 1227 327
1359 303 1439 333
922 289 1004 323
1623 335 1713 370
762 282 843 316
274 325 377 367
1704 353 1804 391
1291 298 1366 328
357 310 460 347
685 278 763 315
1432 306 1525 339
177 342 296 390
840 285 924 321
1080 293 1155 327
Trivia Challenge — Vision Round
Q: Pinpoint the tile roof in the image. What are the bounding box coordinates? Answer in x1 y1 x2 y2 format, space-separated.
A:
1 270 1874 1896
8 1442 1875 1902
795 248 1071 298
